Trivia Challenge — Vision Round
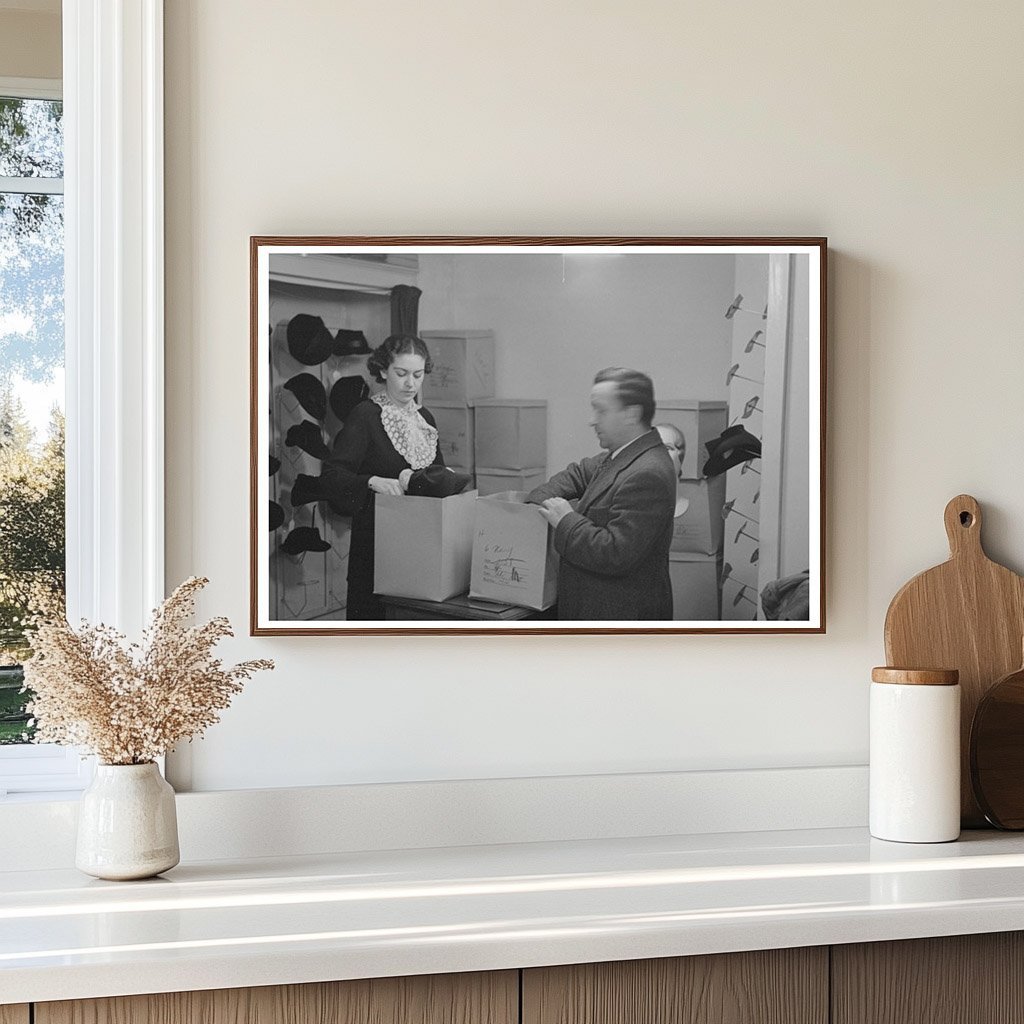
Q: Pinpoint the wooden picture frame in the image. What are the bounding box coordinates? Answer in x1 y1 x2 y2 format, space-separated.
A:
251 236 826 635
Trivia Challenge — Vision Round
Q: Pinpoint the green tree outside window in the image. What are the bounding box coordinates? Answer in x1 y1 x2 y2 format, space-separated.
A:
0 95 65 743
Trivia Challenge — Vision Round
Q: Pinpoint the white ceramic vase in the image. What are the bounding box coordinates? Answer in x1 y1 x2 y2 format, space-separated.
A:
76 762 180 880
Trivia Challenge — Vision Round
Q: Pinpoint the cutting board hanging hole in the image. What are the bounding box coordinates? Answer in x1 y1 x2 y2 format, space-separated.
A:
944 494 982 556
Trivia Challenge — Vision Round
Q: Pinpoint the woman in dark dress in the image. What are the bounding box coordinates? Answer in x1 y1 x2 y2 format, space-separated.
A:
321 334 444 620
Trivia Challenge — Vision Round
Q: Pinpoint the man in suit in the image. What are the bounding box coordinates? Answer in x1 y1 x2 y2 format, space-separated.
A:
526 367 677 620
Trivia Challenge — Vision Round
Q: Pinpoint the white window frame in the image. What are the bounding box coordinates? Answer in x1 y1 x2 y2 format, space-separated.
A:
0 0 164 799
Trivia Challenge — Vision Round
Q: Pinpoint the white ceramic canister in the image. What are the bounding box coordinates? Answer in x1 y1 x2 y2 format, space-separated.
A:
870 667 961 843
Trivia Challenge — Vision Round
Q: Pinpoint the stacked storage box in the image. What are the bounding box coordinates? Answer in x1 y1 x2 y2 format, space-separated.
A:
421 330 496 403
420 330 497 485
429 401 476 481
472 399 548 497
654 400 729 620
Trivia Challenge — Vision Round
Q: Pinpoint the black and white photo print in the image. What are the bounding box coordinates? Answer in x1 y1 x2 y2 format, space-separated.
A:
250 238 825 635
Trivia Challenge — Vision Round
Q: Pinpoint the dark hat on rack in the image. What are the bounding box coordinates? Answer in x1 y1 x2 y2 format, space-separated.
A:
285 420 331 461
290 473 324 507
702 425 762 478
329 375 370 421
286 313 333 366
269 500 285 531
406 465 472 499
283 373 327 421
333 328 371 356
279 525 332 555
269 455 281 476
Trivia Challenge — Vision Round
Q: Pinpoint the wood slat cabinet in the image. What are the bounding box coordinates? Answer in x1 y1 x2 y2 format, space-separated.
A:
17 932 1024 1024
522 948 828 1024
35 972 517 1024
832 932 1024 1024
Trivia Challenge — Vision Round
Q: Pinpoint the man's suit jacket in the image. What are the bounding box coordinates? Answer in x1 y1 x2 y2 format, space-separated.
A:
526 429 677 620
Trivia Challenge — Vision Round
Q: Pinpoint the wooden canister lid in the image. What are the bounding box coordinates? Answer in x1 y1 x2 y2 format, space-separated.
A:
871 667 959 686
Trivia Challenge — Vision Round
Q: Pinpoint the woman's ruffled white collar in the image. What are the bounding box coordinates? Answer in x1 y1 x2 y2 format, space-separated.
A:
371 391 438 469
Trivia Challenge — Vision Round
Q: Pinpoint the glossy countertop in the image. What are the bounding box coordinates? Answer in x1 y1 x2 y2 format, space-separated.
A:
4 826 1024 1004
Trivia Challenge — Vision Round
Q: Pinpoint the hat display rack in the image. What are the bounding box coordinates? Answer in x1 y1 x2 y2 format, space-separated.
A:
270 303 376 620
721 561 758 609
719 289 767 621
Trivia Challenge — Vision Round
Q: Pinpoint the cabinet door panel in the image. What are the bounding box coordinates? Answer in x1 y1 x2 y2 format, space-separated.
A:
36 971 517 1024
832 932 1024 1024
0 1006 29 1024
523 949 827 1024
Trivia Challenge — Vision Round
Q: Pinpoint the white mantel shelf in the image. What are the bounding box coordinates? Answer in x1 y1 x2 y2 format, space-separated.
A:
5 826 1024 1004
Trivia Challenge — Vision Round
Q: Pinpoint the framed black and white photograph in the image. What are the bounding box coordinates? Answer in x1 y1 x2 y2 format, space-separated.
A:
250 237 826 635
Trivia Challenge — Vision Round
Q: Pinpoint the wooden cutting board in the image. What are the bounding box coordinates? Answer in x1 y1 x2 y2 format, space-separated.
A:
884 494 1024 827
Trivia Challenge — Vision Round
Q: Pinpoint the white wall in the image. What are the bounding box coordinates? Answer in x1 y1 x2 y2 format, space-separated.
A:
164 0 1024 790
0 10 61 80
422 252 733 476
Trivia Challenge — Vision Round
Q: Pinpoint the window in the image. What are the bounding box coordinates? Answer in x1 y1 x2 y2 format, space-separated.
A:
0 79 83 797
1 4 166 799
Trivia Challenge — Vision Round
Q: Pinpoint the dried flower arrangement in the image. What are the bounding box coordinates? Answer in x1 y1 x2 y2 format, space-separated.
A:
22 576 273 765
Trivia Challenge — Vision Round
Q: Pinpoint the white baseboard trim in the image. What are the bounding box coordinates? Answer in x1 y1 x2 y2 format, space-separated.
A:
0 765 868 872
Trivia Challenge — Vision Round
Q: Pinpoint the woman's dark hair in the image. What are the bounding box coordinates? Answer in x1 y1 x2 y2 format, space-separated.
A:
367 334 433 382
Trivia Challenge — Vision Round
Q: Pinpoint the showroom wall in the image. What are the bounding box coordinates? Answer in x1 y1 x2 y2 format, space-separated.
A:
427 252 734 477
163 0 1024 790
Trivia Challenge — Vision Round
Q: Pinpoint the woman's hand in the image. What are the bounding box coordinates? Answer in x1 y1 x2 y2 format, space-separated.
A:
369 476 405 496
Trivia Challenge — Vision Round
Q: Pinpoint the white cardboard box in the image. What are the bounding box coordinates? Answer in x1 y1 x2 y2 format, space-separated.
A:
473 399 548 470
475 467 547 497
671 475 727 555
670 551 720 620
470 491 558 610
421 330 496 403
374 490 478 602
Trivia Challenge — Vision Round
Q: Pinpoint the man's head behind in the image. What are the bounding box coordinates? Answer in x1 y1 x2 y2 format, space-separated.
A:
654 422 686 479
590 367 655 452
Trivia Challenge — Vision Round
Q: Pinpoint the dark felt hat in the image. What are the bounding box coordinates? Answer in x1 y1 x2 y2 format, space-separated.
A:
286 314 333 366
406 465 472 498
329 375 369 421
333 327 371 356
279 525 332 555
290 473 323 507
285 420 331 461
283 373 327 421
269 500 284 531
269 455 281 476
702 425 762 478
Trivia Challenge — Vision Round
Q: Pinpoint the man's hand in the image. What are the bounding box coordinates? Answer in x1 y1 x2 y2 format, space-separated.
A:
538 497 573 528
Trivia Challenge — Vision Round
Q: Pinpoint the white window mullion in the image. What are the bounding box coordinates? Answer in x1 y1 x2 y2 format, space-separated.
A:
64 0 164 633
